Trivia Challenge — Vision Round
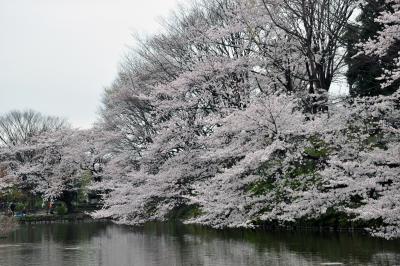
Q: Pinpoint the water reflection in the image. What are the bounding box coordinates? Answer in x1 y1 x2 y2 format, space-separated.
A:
0 222 399 266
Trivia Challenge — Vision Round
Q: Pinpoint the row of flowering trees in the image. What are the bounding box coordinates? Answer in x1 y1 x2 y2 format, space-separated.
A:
0 0 399 238
91 0 400 238
0 126 115 212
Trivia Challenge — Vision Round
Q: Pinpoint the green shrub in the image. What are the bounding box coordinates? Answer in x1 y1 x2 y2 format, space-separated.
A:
6 187 26 202
287 159 317 178
304 136 331 159
33 197 44 209
55 202 68 215
248 179 276 195
167 204 203 220
15 203 27 212
77 170 93 204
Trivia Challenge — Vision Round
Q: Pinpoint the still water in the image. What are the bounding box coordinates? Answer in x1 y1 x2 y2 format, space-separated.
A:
0 221 399 266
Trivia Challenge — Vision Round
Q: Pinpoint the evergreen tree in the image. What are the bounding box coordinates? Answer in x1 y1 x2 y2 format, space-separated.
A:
345 0 399 96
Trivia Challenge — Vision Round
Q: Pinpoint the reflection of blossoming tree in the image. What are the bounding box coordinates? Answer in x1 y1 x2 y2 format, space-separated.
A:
0 216 17 237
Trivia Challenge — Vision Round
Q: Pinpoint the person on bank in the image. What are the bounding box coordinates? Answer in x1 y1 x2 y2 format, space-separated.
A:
9 202 16 216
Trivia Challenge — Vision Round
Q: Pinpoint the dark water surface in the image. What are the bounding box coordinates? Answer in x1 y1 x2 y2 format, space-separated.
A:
0 221 399 266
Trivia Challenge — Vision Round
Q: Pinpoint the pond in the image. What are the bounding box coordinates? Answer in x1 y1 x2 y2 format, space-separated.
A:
0 221 399 266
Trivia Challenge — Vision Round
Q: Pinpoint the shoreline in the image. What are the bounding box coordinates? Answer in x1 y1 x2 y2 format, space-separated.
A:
10 213 393 240
15 213 109 224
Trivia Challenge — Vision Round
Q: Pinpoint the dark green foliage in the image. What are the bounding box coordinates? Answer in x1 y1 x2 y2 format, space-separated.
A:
345 0 399 96
364 133 387 149
347 194 365 208
55 202 68 215
287 160 318 178
33 197 44 209
248 139 329 197
286 137 329 183
168 204 203 220
304 137 330 159
296 207 385 229
248 179 276 195
59 193 71 213
280 137 330 185
251 209 386 231
77 170 93 203
285 178 303 191
256 158 283 176
15 203 27 212
3 187 25 202
248 157 285 196
294 207 356 228
144 198 159 217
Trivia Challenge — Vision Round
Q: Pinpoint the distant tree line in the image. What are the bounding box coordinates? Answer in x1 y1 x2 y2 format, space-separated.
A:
0 110 68 147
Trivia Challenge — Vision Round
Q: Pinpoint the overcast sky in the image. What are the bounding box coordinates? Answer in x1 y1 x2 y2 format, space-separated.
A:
0 0 180 128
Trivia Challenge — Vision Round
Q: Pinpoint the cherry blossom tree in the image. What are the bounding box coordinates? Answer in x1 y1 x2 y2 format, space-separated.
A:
0 128 113 212
1 0 396 240
91 0 400 240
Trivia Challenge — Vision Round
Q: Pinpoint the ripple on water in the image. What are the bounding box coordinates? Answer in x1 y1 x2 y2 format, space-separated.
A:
64 247 81 250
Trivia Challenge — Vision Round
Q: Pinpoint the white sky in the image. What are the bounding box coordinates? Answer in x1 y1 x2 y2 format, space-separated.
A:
0 0 180 128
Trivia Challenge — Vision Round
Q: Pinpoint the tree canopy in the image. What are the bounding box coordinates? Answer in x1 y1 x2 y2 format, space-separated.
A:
0 110 69 147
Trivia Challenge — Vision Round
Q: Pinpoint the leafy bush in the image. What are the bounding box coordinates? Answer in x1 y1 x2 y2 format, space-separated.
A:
55 202 68 215
15 203 27 212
